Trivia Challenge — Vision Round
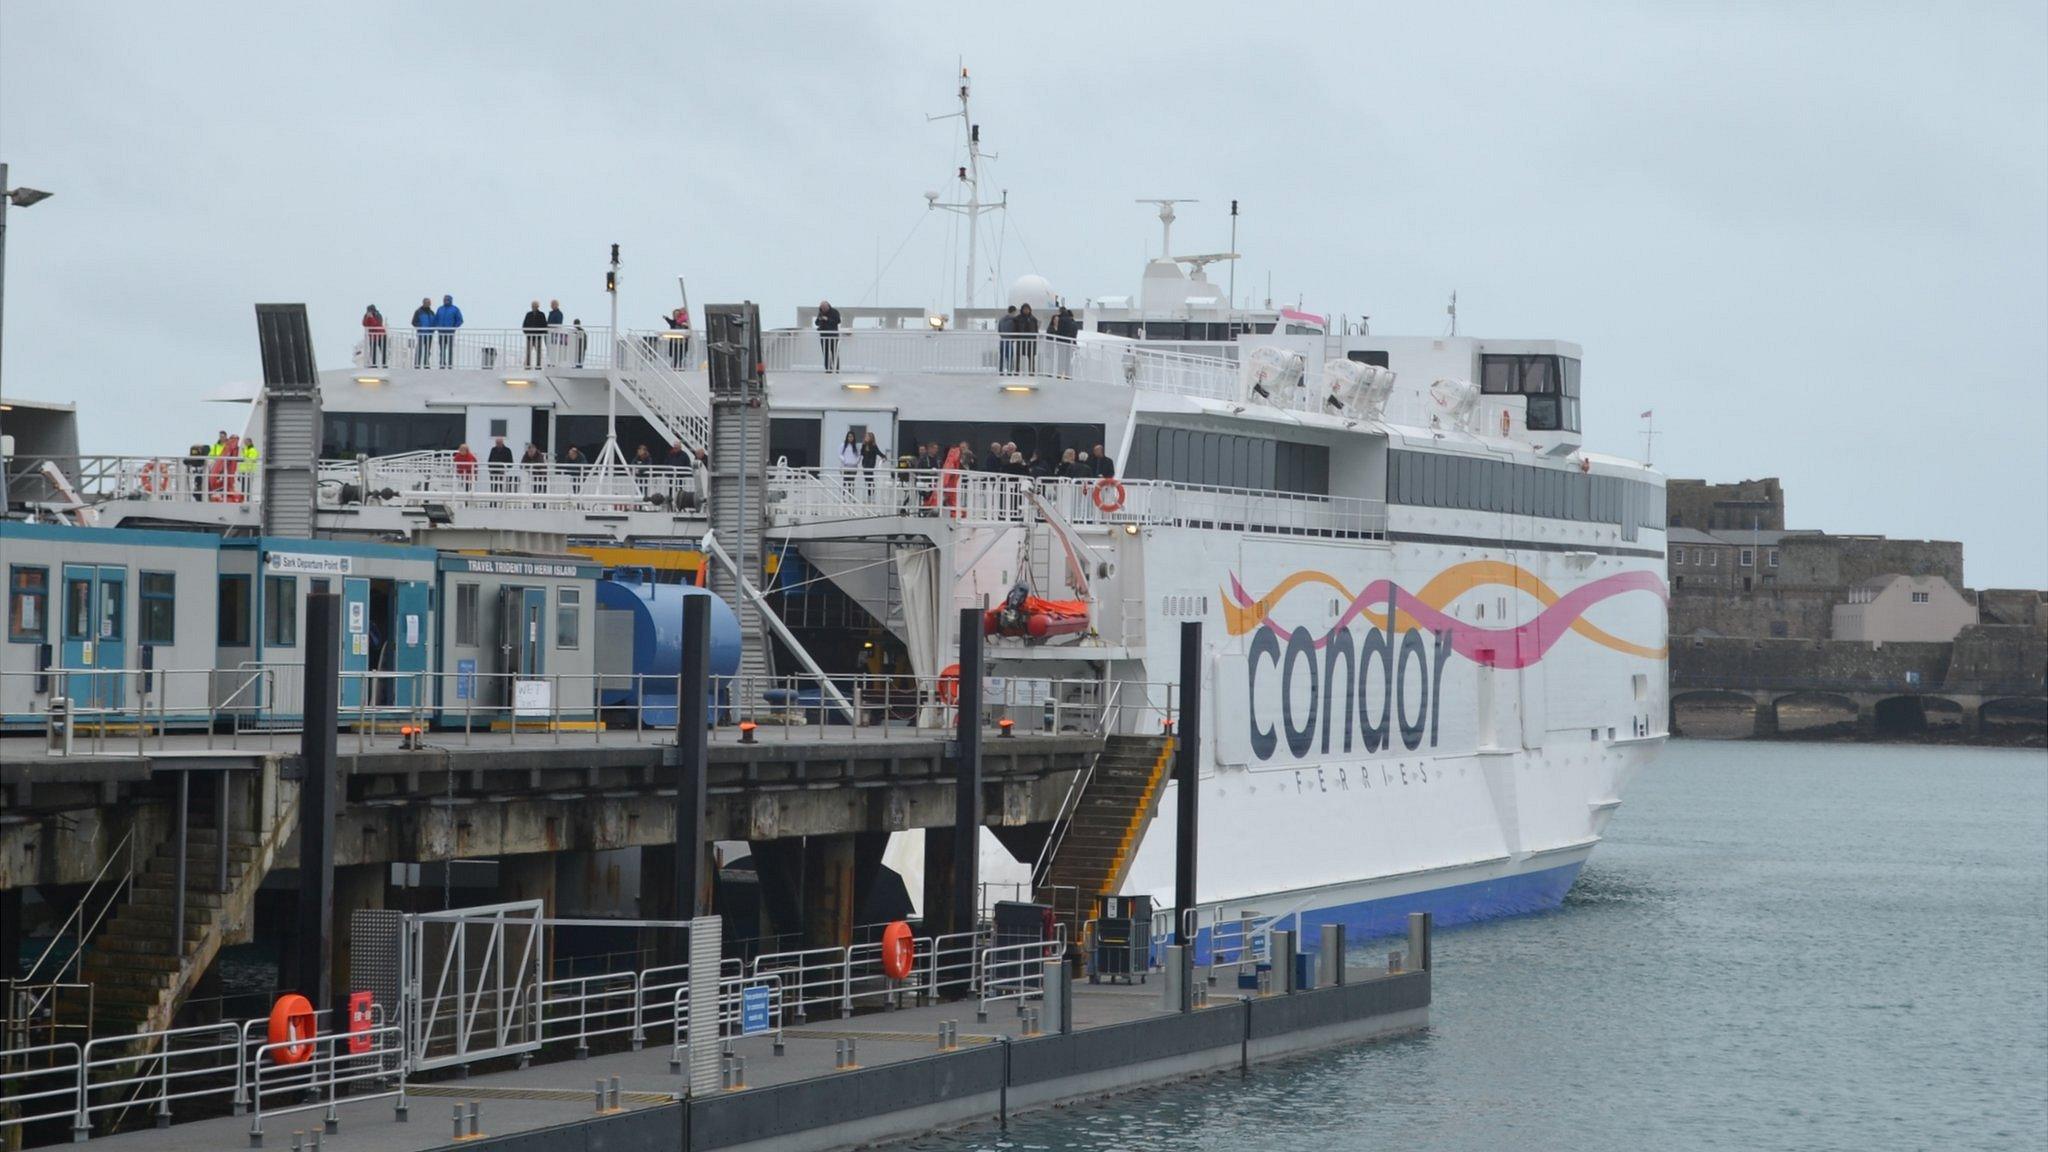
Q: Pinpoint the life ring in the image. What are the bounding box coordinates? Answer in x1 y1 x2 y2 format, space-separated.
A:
140 460 171 494
268 994 317 1064
936 663 960 706
1091 477 1127 513
880 921 915 980
1499 409 1511 435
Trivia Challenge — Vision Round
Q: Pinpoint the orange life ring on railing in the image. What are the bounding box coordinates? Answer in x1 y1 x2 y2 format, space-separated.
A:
1091 477 1127 513
140 459 171 494
936 663 960 706
268 994 317 1064
880 921 915 980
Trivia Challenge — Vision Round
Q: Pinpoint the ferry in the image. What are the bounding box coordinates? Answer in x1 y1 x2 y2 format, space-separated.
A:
4 71 1667 954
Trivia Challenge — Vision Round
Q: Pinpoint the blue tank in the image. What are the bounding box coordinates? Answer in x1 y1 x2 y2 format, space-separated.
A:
596 573 742 726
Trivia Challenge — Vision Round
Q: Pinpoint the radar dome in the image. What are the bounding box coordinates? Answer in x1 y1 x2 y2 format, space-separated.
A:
1007 274 1057 312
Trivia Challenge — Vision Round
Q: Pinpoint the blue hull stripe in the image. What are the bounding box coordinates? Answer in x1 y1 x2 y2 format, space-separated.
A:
1190 859 1584 962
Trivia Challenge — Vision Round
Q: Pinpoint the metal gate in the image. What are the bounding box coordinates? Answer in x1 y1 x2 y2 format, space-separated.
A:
406 900 544 1072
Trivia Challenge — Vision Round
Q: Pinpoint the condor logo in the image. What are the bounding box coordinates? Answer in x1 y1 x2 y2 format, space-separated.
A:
1223 561 1667 764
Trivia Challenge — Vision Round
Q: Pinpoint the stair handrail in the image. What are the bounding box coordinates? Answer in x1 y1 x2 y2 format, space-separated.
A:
1030 687 1125 892
620 333 712 451
19 829 134 988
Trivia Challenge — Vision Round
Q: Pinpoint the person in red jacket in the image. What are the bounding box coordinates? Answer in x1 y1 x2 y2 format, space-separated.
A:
452 443 478 490
361 304 387 368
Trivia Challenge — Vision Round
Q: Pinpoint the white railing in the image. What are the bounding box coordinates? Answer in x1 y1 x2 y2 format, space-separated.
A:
76 1021 244 1137
759 329 1241 400
5 454 259 510
767 465 1387 540
319 451 702 513
351 325 614 373
978 934 1066 1015
617 330 712 453
0 1041 82 1130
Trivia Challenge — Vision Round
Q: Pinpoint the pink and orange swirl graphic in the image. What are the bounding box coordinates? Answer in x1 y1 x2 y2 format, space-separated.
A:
1222 560 1667 668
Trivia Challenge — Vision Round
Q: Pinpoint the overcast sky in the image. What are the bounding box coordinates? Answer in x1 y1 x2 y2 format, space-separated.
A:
3 2 2043 585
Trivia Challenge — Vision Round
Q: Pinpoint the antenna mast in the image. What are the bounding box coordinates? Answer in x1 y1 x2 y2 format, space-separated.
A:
927 65 1003 309
1134 198 1198 257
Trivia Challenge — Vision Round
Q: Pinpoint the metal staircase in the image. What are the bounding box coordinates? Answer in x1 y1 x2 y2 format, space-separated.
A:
78 790 299 1037
709 394 773 689
1032 734 1175 935
614 333 713 458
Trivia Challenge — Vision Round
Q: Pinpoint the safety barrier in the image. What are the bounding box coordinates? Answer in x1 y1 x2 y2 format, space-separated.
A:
247 1022 406 1147
977 935 1067 1016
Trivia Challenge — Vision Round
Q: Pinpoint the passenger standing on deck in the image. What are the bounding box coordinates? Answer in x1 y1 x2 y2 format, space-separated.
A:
692 448 712 511
666 307 692 369
997 306 1017 374
434 295 463 367
522 300 548 369
838 430 860 491
362 304 387 368
546 299 565 365
239 437 260 502
1015 303 1039 375
487 437 514 496
521 442 546 492
1056 448 1079 478
815 300 842 372
1092 444 1116 478
632 443 655 497
860 431 885 496
453 443 478 490
411 298 436 368
572 319 588 368
1048 305 1079 377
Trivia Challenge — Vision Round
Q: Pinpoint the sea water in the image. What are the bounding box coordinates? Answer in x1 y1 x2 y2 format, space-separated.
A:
905 740 2048 1151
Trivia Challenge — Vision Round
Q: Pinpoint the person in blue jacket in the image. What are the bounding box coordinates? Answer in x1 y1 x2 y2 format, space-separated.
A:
409 297 436 368
434 294 463 367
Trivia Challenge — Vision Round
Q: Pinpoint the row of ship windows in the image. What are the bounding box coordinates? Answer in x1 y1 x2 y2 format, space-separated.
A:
1386 450 1666 538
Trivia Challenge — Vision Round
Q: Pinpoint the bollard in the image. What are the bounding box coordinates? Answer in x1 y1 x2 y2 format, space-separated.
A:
1407 910 1433 972
310 1133 322 1151
452 1106 464 1141
733 1056 746 1089
291 1133 303 1152
1160 944 1186 1011
773 1030 786 1057
595 1080 607 1112
1320 924 1347 987
1272 930 1297 994
847 1037 859 1068
834 1039 847 1069
467 1102 480 1138
609 1075 622 1110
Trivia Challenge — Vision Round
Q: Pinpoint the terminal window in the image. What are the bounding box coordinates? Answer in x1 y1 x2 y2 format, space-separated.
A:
141 572 176 646
556 587 581 649
217 576 251 646
7 566 46 642
263 576 297 647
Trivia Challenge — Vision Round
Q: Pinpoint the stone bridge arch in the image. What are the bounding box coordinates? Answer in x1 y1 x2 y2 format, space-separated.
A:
1669 690 1764 739
1872 695 1965 738
1978 697 2048 741
1770 691 1862 738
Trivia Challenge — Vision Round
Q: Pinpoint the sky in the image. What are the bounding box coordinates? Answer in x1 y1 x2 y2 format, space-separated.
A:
2 2 2043 586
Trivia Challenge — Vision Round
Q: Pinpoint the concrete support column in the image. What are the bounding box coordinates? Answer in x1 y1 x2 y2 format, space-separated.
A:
849 831 890 928
332 864 387 999
0 887 22 982
801 835 857 949
1753 698 1779 739
499 853 558 915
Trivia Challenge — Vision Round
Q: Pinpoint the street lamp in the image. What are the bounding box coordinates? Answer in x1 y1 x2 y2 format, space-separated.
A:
0 162 55 509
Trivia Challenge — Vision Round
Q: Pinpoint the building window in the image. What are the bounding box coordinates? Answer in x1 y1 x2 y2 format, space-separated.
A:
141 572 176 646
7 566 48 643
556 587 581 649
1911 591 1930 604
1739 548 1755 567
1767 549 1780 568
263 575 298 647
455 583 479 646
1709 551 1719 567
218 575 251 646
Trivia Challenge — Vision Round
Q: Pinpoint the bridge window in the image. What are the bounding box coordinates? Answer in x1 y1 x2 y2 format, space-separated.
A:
556 587 582 649
1346 350 1391 368
321 412 464 459
141 572 176 646
218 575 250 646
263 575 297 648
1129 426 1327 494
455 583 480 647
7 566 46 642
1480 354 1579 433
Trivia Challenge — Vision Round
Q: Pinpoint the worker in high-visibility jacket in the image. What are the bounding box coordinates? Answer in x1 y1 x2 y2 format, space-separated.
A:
237 437 259 503
206 433 228 502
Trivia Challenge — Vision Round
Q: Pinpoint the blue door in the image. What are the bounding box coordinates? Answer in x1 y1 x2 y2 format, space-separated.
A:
95 568 127 711
340 577 371 711
393 580 430 707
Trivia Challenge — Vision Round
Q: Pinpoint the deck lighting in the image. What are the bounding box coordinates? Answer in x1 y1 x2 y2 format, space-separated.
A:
840 381 877 392
354 375 386 386
999 383 1036 395
927 314 947 330
1123 523 1139 536
997 717 1015 737
738 720 758 744
503 377 534 387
